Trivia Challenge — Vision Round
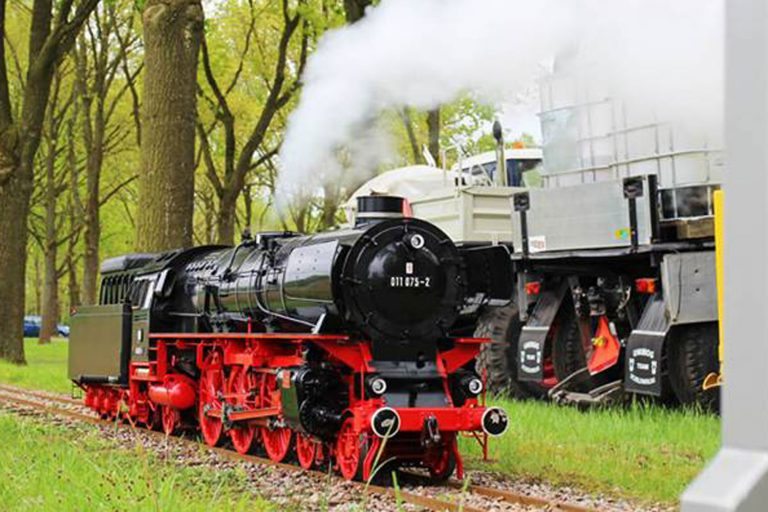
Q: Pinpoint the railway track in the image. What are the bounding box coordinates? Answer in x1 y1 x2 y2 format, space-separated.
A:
0 384 594 512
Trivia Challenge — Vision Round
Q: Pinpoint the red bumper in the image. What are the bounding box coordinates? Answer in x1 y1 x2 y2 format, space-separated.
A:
354 405 486 434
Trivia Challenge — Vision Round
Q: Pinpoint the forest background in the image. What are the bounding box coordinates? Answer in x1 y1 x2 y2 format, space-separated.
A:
0 0 536 363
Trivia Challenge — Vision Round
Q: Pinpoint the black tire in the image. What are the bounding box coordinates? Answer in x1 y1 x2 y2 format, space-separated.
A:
552 302 616 392
666 322 720 412
474 304 548 400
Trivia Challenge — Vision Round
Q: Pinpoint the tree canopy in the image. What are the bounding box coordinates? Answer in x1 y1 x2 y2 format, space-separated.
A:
0 0 531 363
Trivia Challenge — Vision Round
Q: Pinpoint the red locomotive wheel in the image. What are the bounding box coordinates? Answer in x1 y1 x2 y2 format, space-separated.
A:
336 417 364 481
199 351 225 447
295 433 318 470
227 366 259 454
148 405 163 432
260 373 292 462
424 439 457 483
161 405 180 436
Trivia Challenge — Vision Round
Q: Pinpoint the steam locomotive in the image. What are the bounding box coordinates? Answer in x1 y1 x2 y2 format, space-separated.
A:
68 196 511 481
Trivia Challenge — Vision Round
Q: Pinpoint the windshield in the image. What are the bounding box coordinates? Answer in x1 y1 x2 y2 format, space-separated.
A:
461 158 543 187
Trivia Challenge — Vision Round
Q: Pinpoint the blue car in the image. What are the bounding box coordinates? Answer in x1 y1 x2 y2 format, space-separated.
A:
23 316 70 337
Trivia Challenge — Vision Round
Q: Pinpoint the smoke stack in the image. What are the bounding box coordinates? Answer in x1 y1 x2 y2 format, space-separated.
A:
355 195 405 227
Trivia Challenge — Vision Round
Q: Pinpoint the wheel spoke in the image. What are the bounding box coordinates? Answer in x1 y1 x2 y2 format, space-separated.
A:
260 372 292 462
199 351 224 447
227 366 258 454
296 433 317 470
335 417 363 481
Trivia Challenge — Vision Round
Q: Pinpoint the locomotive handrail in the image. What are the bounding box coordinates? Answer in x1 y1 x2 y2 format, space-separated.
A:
147 332 350 341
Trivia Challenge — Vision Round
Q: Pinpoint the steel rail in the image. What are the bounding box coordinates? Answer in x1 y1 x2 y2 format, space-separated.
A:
0 387 481 512
0 384 597 512
0 384 82 406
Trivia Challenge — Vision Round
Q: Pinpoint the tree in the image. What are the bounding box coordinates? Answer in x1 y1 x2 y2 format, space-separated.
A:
197 0 309 245
343 0 373 22
307 0 374 231
427 107 440 163
134 0 203 252
75 4 141 303
0 0 100 364
64 114 82 311
31 68 74 343
399 107 422 164
391 95 496 170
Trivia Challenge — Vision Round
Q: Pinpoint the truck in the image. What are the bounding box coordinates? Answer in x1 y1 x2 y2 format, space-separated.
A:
347 69 721 410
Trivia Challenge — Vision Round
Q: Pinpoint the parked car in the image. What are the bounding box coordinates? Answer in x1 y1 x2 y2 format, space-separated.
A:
23 316 70 337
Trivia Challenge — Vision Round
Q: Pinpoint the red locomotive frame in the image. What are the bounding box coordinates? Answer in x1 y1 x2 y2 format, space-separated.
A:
81 332 494 481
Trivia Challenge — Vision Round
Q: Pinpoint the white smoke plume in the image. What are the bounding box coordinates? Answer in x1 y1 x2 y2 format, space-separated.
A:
278 0 723 203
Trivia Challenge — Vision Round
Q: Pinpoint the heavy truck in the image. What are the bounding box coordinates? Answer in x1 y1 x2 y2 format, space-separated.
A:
346 70 721 410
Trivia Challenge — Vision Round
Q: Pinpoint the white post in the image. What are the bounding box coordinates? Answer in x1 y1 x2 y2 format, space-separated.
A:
681 1 768 509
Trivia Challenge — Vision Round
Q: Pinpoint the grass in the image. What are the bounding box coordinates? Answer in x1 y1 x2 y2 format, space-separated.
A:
0 339 720 506
461 398 720 505
0 412 274 511
0 338 71 393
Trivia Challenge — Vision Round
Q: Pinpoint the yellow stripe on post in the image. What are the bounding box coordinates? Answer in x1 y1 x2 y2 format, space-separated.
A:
702 190 725 390
714 190 725 366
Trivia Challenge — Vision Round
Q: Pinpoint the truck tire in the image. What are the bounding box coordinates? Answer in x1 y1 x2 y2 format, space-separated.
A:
552 301 617 392
474 304 549 400
666 322 720 412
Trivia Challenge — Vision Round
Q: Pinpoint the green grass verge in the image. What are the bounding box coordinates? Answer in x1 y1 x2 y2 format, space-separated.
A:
0 339 719 505
460 399 720 505
0 338 70 393
0 412 274 511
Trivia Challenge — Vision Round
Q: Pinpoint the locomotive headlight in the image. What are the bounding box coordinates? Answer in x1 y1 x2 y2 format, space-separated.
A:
408 233 425 250
457 372 483 397
367 376 387 395
466 377 484 396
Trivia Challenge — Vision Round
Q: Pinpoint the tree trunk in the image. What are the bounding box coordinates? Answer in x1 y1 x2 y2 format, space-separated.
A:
427 107 441 165
39 246 58 344
135 0 203 252
66 117 82 311
39 133 59 344
216 191 238 245
0 151 32 363
198 189 216 244
0 63 62 359
34 253 42 315
320 183 340 230
0 0 99 364
399 107 422 164
243 184 253 230
0 65 54 361
66 244 81 311
81 197 100 304
344 0 372 22
81 111 104 305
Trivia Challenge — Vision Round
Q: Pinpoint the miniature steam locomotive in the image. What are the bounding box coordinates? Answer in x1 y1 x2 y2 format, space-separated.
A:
68 196 511 481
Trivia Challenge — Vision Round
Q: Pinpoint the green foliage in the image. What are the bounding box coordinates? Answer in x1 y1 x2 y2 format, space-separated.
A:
384 95 500 169
460 398 720 505
0 339 70 393
10 0 519 315
0 413 274 511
